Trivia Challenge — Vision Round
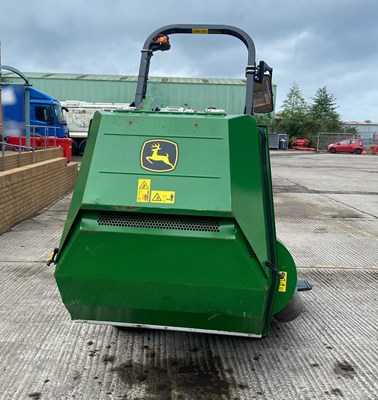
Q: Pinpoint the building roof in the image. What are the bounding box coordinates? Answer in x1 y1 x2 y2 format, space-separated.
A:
0 71 276 116
1 71 247 85
344 121 378 126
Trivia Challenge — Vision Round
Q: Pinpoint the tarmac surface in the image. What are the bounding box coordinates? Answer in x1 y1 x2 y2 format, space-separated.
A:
0 151 377 400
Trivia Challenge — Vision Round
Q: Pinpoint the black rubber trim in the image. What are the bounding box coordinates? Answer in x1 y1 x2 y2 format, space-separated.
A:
259 127 278 335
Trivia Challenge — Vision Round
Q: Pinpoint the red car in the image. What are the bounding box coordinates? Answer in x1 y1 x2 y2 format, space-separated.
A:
327 138 364 154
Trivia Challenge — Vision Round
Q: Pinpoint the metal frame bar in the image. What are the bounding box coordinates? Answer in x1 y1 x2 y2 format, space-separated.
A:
0 65 33 148
0 140 35 171
134 24 256 115
0 122 59 171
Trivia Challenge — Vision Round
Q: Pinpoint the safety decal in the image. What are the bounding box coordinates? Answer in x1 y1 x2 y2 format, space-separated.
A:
278 271 287 292
140 139 178 173
137 179 151 203
192 28 209 34
150 190 175 204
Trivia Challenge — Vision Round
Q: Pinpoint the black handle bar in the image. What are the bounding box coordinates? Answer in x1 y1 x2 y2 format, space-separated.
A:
133 24 258 115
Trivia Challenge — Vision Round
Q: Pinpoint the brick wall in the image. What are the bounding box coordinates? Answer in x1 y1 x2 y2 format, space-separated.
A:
0 154 78 235
0 147 63 171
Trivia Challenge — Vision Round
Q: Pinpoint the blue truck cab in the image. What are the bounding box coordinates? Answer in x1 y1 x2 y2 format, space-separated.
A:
1 84 68 138
29 86 68 138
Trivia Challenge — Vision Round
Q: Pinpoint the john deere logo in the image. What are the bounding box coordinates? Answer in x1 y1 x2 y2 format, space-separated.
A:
141 139 178 172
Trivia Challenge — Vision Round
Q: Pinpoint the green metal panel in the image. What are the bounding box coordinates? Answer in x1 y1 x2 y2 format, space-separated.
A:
56 212 269 335
2 72 276 116
84 112 231 214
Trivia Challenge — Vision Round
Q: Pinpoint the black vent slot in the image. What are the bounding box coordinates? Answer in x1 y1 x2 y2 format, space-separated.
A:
97 213 220 232
244 236 257 258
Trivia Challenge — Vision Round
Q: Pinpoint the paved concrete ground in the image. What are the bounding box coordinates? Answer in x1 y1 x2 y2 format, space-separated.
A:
0 152 377 400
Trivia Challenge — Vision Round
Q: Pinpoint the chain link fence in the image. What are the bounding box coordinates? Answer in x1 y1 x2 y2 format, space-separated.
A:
309 132 378 152
308 132 357 152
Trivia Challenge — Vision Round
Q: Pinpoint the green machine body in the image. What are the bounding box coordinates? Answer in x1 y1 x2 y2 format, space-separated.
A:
53 25 308 337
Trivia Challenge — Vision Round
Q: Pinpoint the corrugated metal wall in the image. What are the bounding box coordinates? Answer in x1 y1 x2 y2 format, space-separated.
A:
2 73 276 115
147 81 247 113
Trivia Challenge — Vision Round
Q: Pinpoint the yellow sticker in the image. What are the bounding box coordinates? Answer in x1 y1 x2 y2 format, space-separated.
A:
278 271 287 292
192 28 208 34
151 190 175 204
137 179 151 203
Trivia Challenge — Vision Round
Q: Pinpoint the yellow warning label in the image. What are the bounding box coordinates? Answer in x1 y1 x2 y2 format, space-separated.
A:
139 180 150 190
278 271 287 292
151 190 175 204
192 28 208 34
137 179 151 203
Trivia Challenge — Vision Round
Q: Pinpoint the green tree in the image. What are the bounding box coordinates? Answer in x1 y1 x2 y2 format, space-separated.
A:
254 113 274 127
279 82 309 138
309 86 342 132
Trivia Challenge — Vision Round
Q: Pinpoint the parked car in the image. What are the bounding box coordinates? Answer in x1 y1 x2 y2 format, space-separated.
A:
327 138 364 154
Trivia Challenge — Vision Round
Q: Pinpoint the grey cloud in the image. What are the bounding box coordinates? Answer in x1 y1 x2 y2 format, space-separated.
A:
0 0 376 121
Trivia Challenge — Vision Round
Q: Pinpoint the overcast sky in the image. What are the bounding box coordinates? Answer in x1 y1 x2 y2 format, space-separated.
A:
1 0 377 122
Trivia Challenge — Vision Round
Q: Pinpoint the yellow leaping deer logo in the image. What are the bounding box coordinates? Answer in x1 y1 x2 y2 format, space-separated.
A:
140 139 178 172
146 143 174 168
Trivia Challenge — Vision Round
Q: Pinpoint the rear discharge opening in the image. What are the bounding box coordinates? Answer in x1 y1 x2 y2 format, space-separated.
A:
97 212 221 232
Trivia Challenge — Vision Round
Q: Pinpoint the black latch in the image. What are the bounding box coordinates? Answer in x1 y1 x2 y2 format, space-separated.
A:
47 248 59 266
266 260 285 279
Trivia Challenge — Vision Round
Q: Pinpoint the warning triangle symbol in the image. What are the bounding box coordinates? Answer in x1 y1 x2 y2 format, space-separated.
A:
139 181 149 189
152 193 162 202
